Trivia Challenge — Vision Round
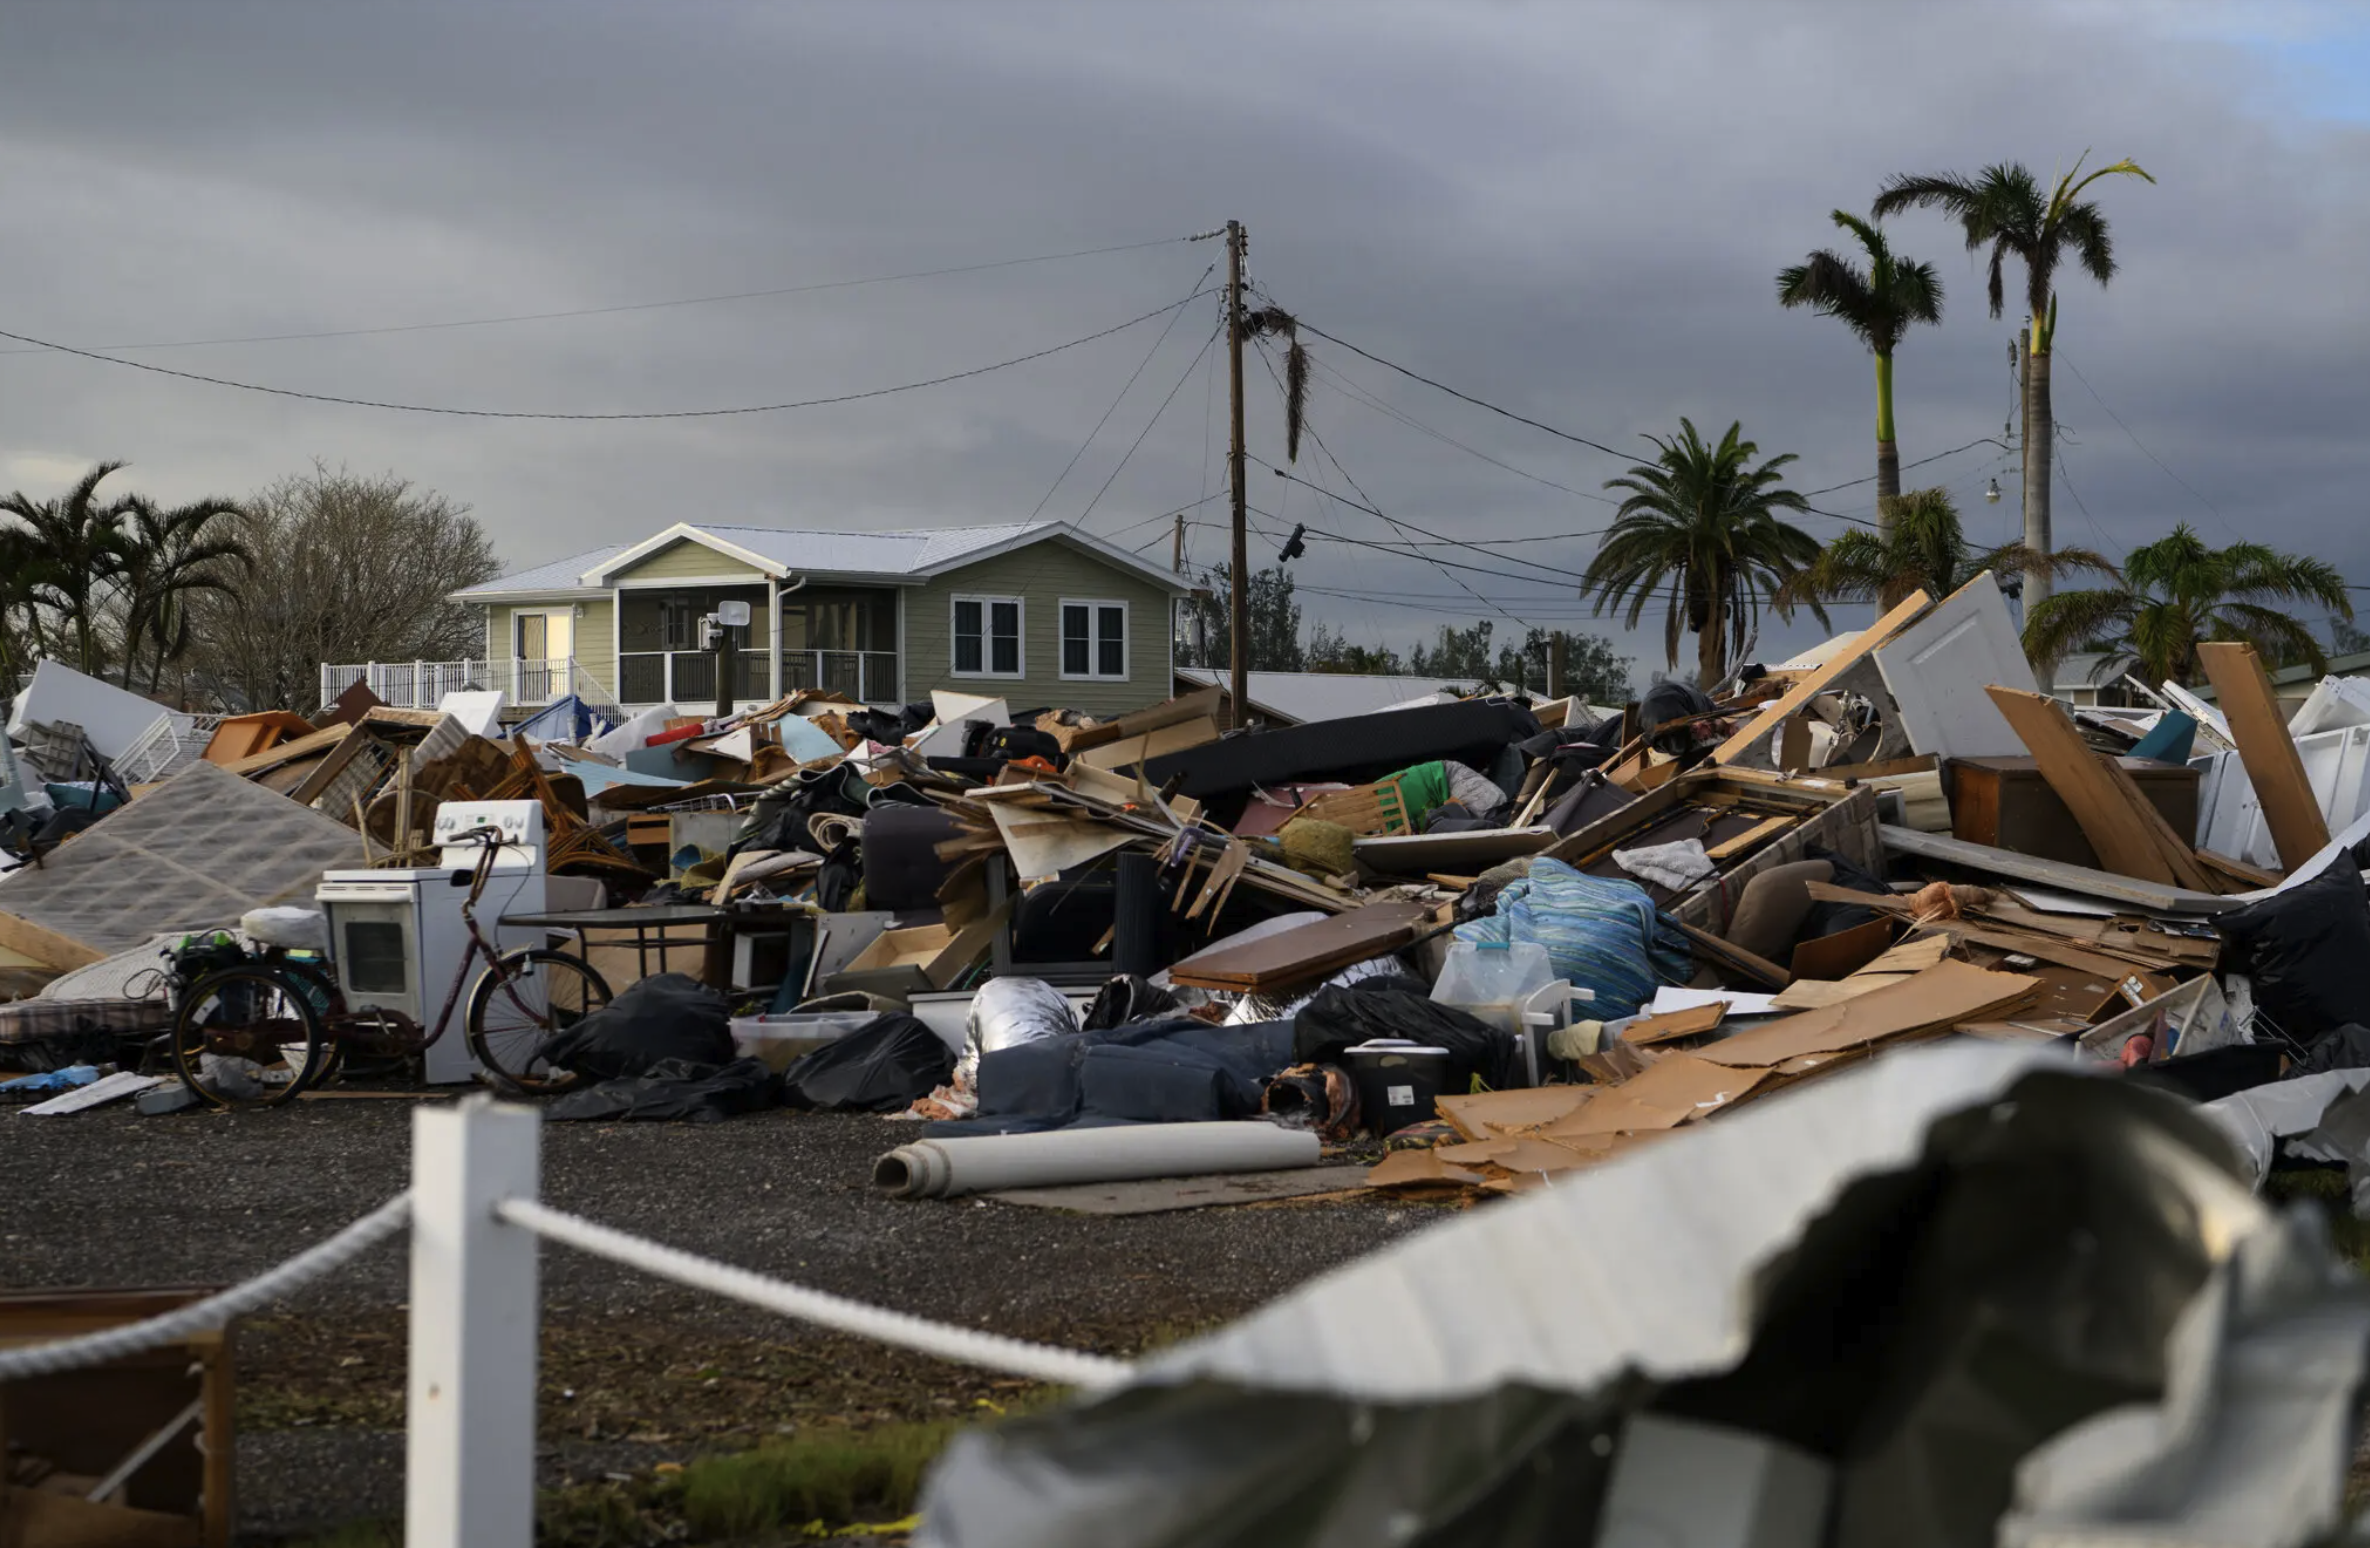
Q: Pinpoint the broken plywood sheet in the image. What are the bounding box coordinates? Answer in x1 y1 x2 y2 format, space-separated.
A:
1872 571 2037 760
1987 687 2217 892
2198 640 2332 870
0 759 363 955
1710 590 1931 768
986 802 1133 882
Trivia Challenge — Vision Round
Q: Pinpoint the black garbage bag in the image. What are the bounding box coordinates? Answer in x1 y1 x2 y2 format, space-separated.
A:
536 972 732 1081
2294 1022 2370 1076
545 1057 780 1123
1293 975 1523 1091
979 725 1065 767
813 836 862 913
1080 973 1180 1031
780 1013 953 1112
1640 679 1717 752
2217 853 2370 1046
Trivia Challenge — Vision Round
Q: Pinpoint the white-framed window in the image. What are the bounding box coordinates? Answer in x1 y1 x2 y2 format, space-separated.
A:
951 594 1024 678
1059 599 1129 680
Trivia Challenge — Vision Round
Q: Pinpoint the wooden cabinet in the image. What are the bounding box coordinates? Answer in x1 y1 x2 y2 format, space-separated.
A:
1948 755 2200 870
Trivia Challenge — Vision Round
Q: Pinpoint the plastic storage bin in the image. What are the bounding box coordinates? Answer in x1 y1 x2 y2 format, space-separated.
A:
1343 1039 1452 1137
729 1011 875 1072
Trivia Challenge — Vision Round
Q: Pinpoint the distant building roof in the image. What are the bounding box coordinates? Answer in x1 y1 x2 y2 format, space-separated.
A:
454 519 1188 601
2188 646 2370 701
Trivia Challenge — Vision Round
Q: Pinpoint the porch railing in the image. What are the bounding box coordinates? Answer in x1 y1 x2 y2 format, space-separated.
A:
316 659 578 714
616 649 898 707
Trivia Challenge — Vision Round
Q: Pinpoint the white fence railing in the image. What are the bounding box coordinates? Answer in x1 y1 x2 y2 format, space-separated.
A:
0 1097 1125 1547
316 659 626 721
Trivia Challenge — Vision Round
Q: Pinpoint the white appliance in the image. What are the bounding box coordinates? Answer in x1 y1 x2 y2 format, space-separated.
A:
316 801 548 1083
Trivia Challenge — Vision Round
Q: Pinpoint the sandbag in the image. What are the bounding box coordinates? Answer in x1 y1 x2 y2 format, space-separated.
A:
1293 976 1521 1091
544 1056 779 1122
780 1013 953 1112
2216 853 2370 1046
957 978 1079 1090
1276 818 1357 879
1451 857 1689 1020
536 972 731 1081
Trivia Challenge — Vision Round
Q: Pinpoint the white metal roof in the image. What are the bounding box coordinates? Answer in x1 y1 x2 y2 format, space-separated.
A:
455 520 1188 601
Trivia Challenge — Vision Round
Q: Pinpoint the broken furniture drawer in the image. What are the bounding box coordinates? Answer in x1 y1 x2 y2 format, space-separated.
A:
1947 755 2199 870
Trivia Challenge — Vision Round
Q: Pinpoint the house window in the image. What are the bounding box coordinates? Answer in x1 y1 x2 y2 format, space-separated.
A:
1060 600 1129 680
952 595 1023 678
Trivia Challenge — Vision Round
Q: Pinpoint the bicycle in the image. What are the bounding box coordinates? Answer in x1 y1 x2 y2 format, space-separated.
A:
168 827 614 1108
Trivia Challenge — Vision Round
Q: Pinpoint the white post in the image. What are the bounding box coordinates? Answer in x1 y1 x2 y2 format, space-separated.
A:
406 1096 540 1548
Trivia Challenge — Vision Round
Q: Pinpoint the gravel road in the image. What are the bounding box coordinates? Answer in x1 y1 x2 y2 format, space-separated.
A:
0 1100 1427 1538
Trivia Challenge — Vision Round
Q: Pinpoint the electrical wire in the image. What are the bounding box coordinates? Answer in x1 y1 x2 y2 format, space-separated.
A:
1078 320 1223 523
0 233 1207 357
1028 267 1213 519
0 286 1220 420
1249 339 1540 631
2053 349 2247 544
1250 457 1607 584
1799 437 2010 496
1303 351 1621 507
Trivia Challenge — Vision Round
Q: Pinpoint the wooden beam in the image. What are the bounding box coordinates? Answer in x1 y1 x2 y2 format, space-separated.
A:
2197 641 2330 870
1985 687 2201 888
1877 824 2234 914
1710 590 1932 766
0 910 104 970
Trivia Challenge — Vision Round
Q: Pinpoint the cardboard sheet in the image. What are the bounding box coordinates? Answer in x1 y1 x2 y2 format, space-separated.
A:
1695 960 2038 1072
1539 1054 1773 1139
1436 1086 1593 1141
1622 1002 1727 1047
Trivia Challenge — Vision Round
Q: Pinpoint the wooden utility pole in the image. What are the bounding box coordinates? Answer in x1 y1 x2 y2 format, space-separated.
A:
1547 633 1566 700
1225 219 1249 728
1172 509 1185 572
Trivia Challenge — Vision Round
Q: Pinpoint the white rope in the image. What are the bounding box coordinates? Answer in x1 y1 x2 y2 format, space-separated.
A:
0 1193 412 1380
499 1198 1132 1390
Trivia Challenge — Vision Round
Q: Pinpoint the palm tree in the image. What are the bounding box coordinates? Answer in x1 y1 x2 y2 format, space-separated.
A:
1780 487 2115 613
2022 522 2352 687
0 525 63 689
1871 153 2153 614
0 461 134 676
1776 211 1944 521
1585 418 1828 688
114 494 250 693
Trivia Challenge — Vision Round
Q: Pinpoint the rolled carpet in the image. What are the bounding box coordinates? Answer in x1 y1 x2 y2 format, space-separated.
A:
873 1121 1320 1200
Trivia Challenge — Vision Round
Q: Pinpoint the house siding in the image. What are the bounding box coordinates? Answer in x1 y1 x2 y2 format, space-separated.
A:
483 598 616 695
612 539 766 583
906 540 1175 716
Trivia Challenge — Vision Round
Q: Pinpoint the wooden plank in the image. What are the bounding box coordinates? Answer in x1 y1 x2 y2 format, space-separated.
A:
215 720 353 777
1670 916 1793 989
1710 590 1932 766
1822 753 1940 782
1985 687 2181 885
2196 847 2283 890
1703 814 1794 862
2198 640 2331 870
1876 824 2235 913
1168 901 1430 992
1063 686 1226 754
0 910 104 970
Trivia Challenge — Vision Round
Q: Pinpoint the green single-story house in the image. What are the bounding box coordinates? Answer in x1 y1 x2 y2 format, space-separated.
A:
319 520 1193 717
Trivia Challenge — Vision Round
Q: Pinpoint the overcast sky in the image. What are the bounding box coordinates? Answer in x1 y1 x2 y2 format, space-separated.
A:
2 0 2365 682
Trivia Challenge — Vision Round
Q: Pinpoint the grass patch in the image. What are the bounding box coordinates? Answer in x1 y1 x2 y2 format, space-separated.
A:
2264 1164 2370 1275
678 1419 956 1540
283 1523 399 1548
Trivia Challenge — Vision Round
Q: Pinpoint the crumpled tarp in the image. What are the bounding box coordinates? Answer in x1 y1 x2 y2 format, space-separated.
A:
918 1045 2370 1548
544 1056 778 1122
536 972 732 1081
929 1017 1295 1138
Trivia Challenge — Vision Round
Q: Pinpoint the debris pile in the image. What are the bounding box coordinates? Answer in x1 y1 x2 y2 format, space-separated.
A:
5 568 2370 1191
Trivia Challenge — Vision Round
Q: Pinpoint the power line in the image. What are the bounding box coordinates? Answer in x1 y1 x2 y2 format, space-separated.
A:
1079 319 1223 523
2053 349 2246 543
1250 456 1607 584
1028 269 1212 519
1271 307 1632 459
0 286 1220 420
1303 351 1622 507
1799 437 2009 496
1251 342 1540 631
0 233 1206 357
2051 443 2126 560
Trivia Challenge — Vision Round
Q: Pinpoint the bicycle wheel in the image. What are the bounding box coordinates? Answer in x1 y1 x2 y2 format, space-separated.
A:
172 967 327 1109
466 949 612 1097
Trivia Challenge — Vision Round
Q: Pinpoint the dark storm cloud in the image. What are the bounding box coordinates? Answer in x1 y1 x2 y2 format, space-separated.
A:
1 0 2363 673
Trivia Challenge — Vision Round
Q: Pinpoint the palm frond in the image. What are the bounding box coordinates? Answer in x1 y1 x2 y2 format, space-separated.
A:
1284 341 1309 463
